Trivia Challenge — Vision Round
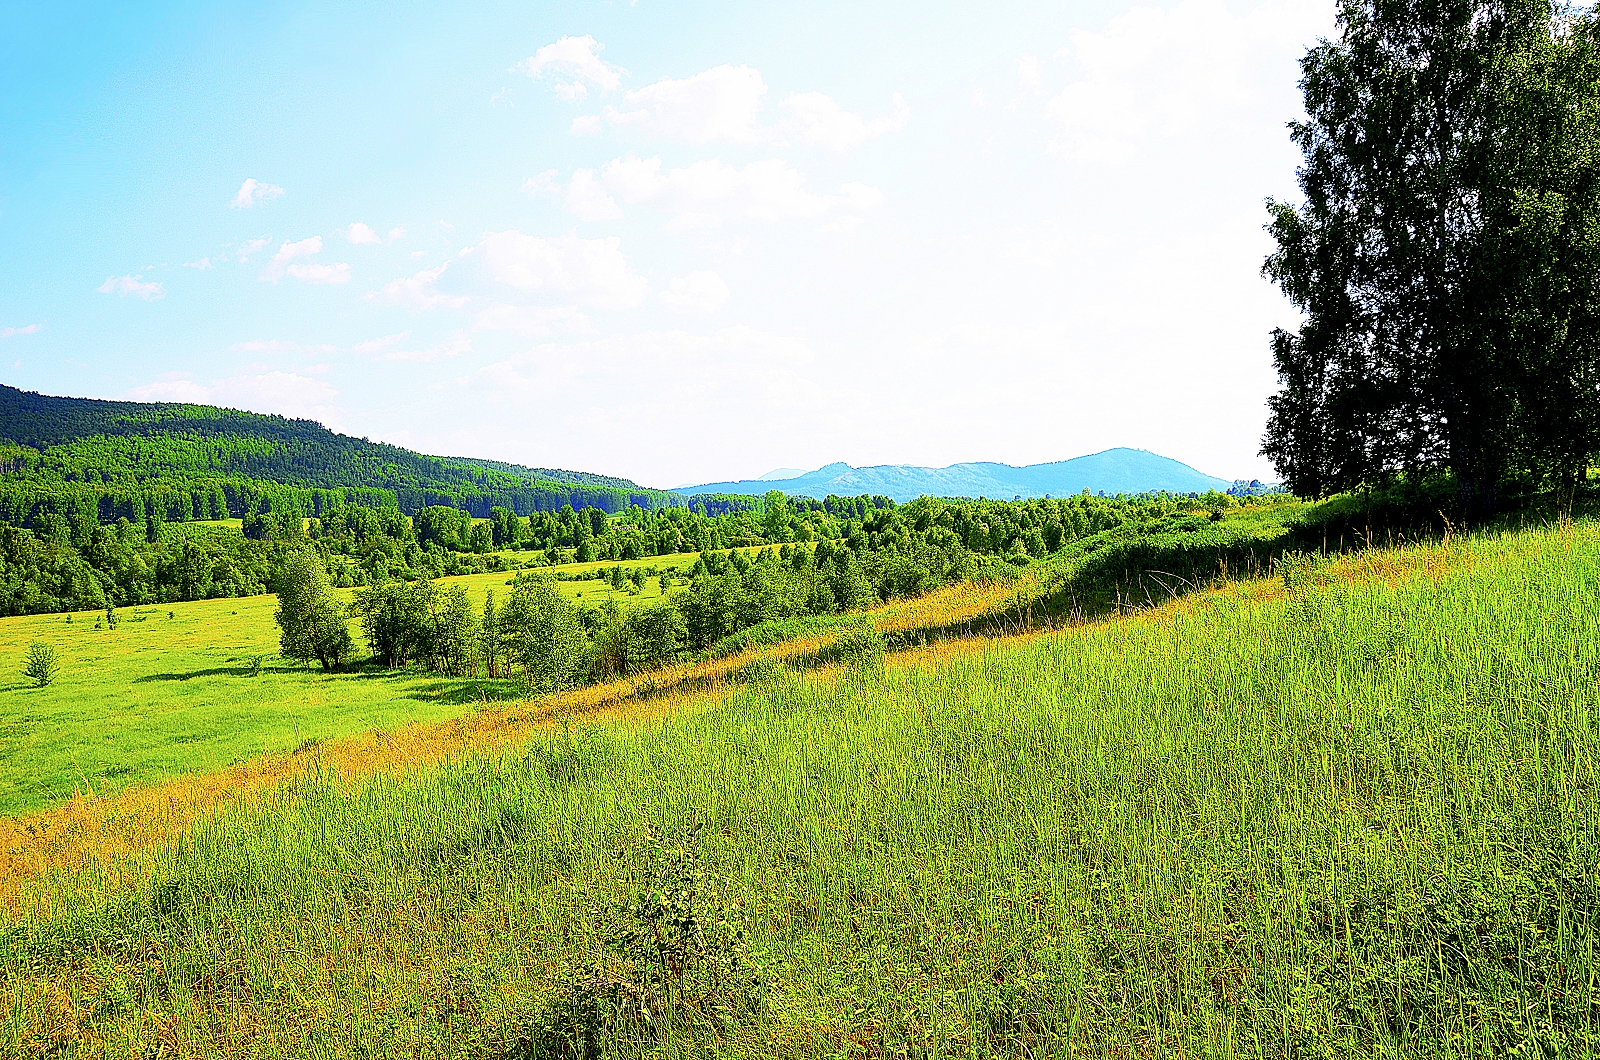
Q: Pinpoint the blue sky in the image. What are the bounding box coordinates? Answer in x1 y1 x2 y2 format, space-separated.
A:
0 0 1334 488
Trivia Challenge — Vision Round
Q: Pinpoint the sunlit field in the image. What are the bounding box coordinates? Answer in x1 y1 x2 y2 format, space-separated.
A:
3 520 1596 1056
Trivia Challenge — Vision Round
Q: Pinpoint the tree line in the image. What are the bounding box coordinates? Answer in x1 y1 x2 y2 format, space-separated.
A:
272 491 1273 685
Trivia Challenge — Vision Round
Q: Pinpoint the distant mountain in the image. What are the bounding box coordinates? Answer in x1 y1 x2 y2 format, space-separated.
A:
681 449 1233 503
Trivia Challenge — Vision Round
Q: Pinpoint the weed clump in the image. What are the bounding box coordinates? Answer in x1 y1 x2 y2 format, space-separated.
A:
535 822 764 1057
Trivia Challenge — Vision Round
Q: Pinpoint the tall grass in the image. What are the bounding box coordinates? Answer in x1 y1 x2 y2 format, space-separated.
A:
3 522 1598 1056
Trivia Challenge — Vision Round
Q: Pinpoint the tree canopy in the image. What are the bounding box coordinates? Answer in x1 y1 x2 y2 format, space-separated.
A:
1262 0 1600 509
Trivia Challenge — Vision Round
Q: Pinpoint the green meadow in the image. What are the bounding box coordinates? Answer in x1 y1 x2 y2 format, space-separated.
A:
4 519 1597 1056
0 560 694 817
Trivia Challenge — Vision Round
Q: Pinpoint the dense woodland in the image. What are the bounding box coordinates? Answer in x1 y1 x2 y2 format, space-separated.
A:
0 385 684 525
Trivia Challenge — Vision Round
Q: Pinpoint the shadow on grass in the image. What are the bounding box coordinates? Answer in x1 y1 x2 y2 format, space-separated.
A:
135 664 299 682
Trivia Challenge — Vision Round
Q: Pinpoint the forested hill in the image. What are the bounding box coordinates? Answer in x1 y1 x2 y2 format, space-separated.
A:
0 385 679 524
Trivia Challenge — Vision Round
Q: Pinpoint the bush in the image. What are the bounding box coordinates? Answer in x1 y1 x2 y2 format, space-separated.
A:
832 622 886 669
22 642 59 688
538 823 764 1054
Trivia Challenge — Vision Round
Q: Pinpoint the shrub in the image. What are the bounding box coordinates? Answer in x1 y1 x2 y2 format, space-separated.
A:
22 642 59 688
538 823 764 1054
833 621 886 669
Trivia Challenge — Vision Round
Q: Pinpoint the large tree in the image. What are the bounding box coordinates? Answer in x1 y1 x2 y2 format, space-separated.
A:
274 548 353 671
1263 0 1600 509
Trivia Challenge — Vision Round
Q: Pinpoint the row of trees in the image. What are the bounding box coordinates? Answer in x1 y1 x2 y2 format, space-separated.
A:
274 489 1274 683
1263 0 1600 510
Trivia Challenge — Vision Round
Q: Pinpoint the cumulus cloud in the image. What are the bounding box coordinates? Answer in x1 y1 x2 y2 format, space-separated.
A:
183 257 213 269
575 64 767 143
229 178 284 209
259 237 351 284
369 330 474 363
476 303 592 336
97 275 165 300
517 35 623 101
570 63 908 152
780 91 910 151
230 339 338 354
366 263 469 310
343 223 407 245
590 154 883 230
351 332 410 355
659 271 730 314
236 238 270 262
467 231 649 309
287 262 352 284
1 324 42 338
564 169 624 221
124 370 341 424
1044 0 1326 163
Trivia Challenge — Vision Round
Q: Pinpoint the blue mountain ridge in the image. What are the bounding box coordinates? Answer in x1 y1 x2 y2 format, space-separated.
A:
679 448 1234 504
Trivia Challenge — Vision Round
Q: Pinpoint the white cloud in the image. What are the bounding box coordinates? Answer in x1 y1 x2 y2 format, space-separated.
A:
517 35 623 101
572 64 908 152
445 325 842 485
123 370 341 425
342 223 406 245
97 275 165 300
352 332 410 355
366 263 469 310
659 271 730 314
258 237 350 284
237 238 270 262
259 237 321 281
594 154 884 230
287 262 352 285
779 92 910 151
229 178 284 209
1044 0 1326 163
1 324 41 338
230 339 338 354
183 257 213 269
468 231 649 309
476 303 592 336
565 169 624 221
578 64 768 144
371 330 474 363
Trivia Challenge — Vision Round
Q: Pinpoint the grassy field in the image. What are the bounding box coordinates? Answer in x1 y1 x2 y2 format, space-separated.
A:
2 519 1596 1055
0 564 687 817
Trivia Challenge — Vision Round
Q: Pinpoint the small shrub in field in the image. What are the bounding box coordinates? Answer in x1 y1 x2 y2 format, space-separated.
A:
833 622 886 670
737 656 788 685
104 606 119 630
538 823 764 1055
23 643 59 688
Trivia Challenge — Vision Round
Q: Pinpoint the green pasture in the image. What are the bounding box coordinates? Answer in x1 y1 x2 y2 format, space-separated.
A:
6 520 1599 1055
0 567 681 817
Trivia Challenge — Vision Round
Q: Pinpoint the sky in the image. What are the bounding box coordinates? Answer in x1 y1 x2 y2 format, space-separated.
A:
0 0 1337 489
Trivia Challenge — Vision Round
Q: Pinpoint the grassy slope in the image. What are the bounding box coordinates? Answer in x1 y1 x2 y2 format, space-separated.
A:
3 521 1597 1056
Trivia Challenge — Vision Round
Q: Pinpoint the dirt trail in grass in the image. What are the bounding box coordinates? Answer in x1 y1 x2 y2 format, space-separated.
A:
0 538 1467 910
